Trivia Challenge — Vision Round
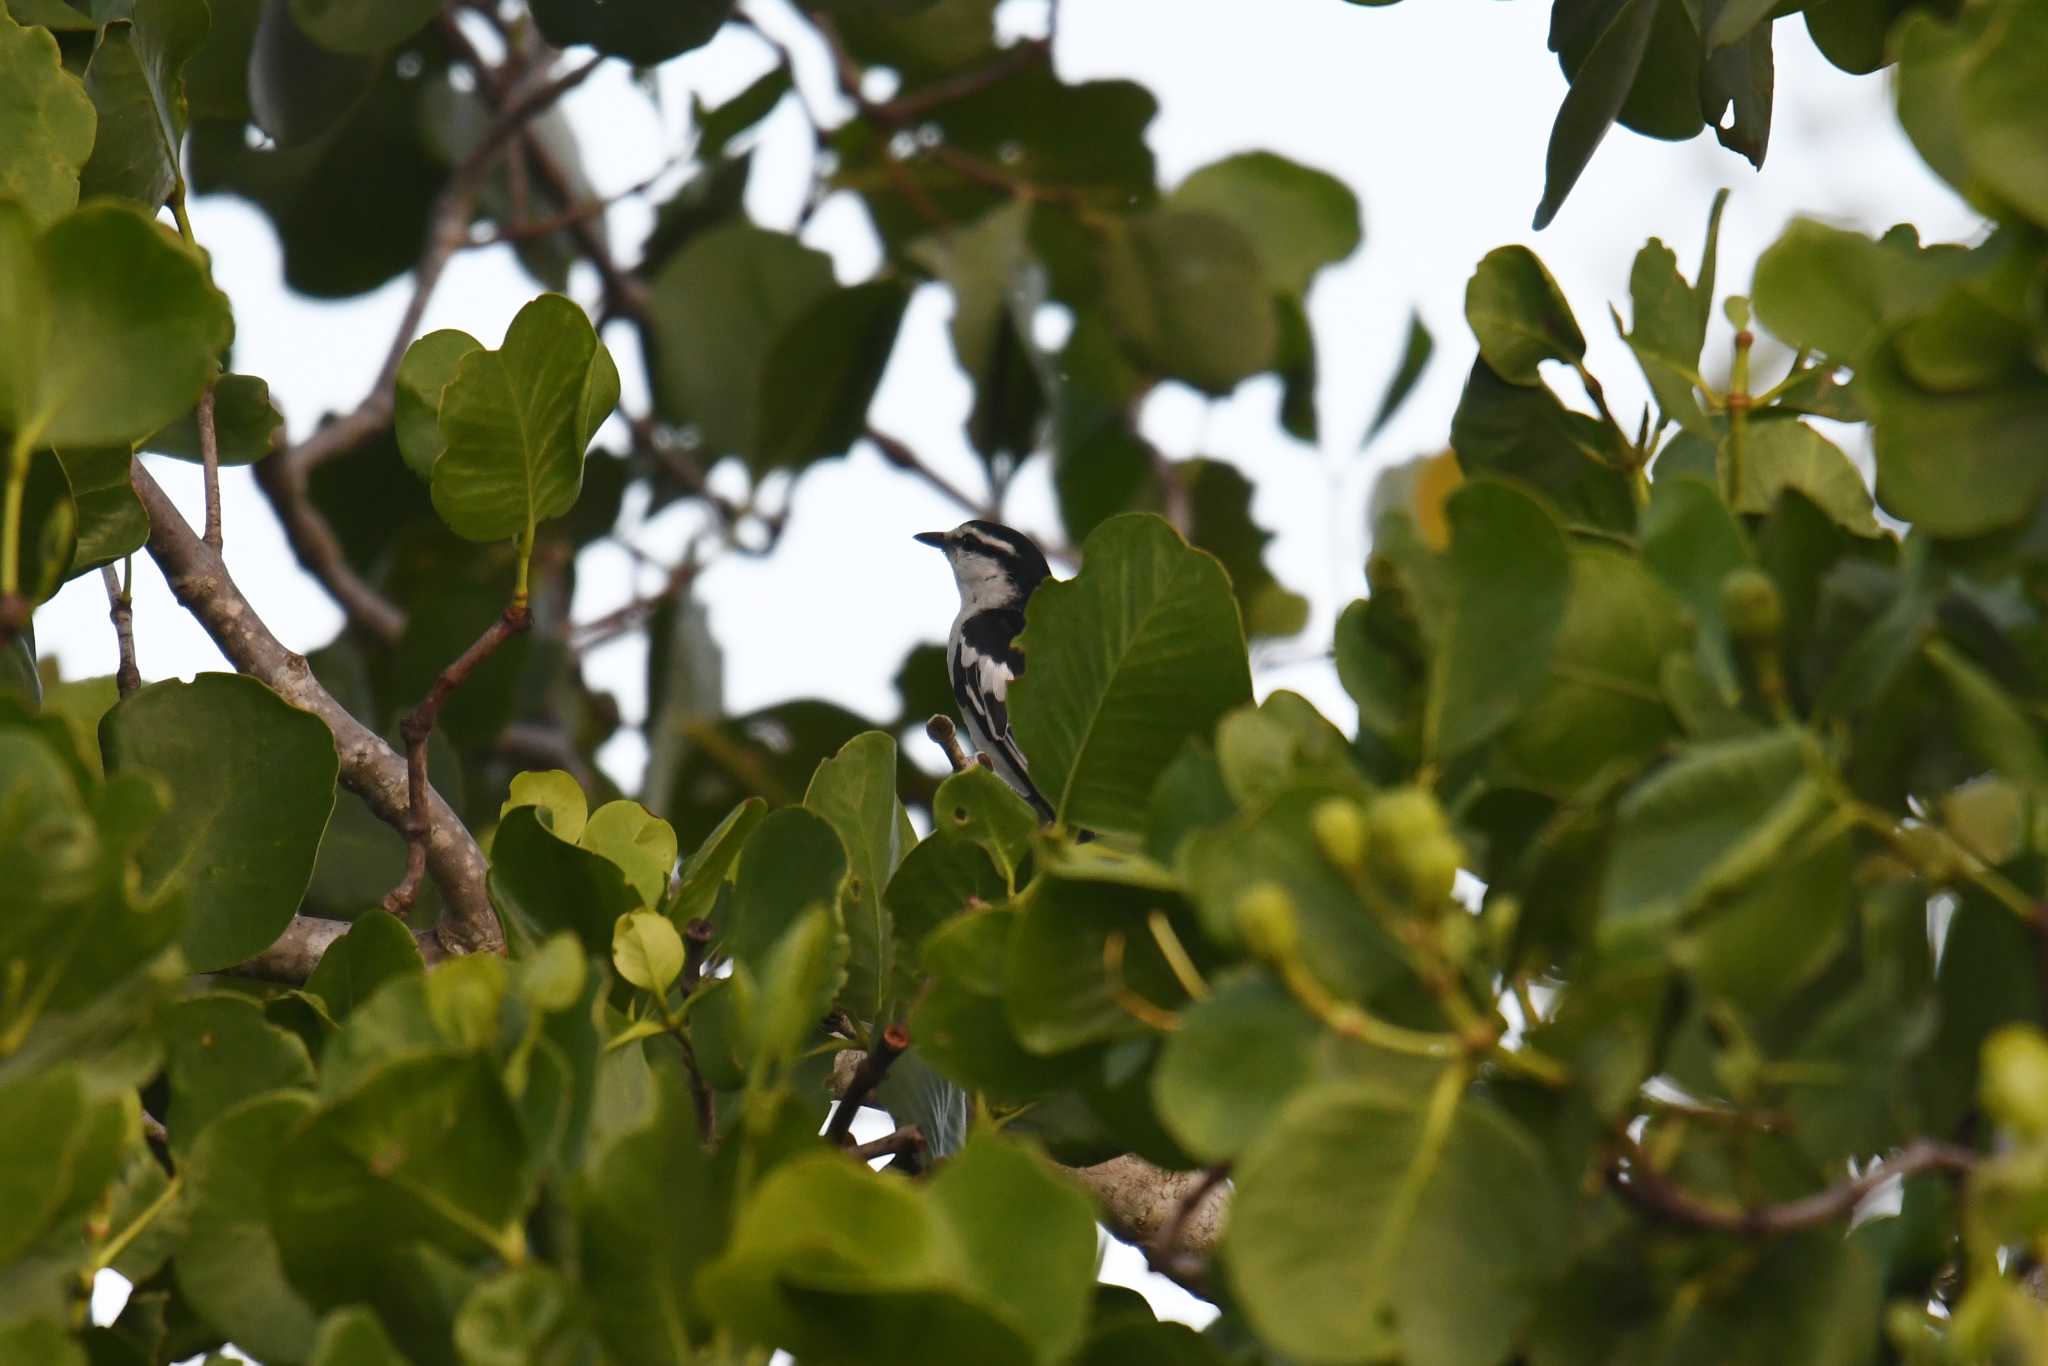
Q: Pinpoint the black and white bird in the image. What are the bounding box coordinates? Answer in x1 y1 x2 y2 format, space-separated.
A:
914 520 1058 823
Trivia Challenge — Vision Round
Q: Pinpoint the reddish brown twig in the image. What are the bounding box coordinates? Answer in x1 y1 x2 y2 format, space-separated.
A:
197 384 222 550
925 714 976 774
383 604 532 914
851 1125 927 1165
679 918 715 994
1607 1133 1976 1237
100 564 140 697
826 1024 908 1144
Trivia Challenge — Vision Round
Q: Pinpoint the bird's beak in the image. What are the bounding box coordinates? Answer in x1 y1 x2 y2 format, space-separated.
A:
913 531 948 549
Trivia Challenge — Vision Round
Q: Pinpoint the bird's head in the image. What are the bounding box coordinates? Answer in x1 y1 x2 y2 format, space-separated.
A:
914 520 1051 613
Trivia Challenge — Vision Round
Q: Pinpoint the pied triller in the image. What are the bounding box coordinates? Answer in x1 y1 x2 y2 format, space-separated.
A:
914 520 1058 823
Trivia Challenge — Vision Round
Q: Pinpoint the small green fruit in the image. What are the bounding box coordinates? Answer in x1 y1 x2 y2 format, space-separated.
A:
1719 567 1782 644
1311 797 1369 874
1234 882 1300 961
1983 1024 2048 1138
1367 788 1462 907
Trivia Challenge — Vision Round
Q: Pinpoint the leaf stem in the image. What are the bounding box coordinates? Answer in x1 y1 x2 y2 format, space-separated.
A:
1364 1060 1469 1293
1724 325 1753 504
89 1171 183 1275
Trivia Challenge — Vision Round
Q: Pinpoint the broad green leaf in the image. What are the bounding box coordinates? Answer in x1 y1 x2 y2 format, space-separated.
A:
1365 312 1434 443
394 329 481 480
1954 0 2048 228
78 0 209 209
1180 458 1310 640
489 805 640 955
1005 870 1195 1054
304 908 426 1021
1153 973 1324 1163
884 833 1006 1004
1051 315 1153 543
929 764 1040 889
424 294 618 545
694 65 792 160
0 1321 83 1366
0 6 95 227
101 673 339 972
755 281 910 474
1534 0 1659 229
309 1306 408 1366
668 796 764 925
1622 237 1711 433
1466 246 1586 384
910 200 1046 466
611 911 685 995
1449 359 1636 533
722 805 846 974
913 910 1079 1104
1641 475 1751 705
1734 417 1879 535
288 0 440 54
1925 639 2048 790
15 448 76 606
1009 513 1252 837
581 799 677 910
502 768 589 843
145 372 285 465
1225 1082 1565 1366
0 200 231 448
455 1265 598 1366
645 223 836 462
804 731 907 1024
272 1054 528 1308
54 446 145 572
742 904 847 1069
1168 151 1362 298
1701 16 1774 167
174 1092 321 1364
1100 209 1278 394
0 1067 131 1270
1076 1322 1229 1366
530 0 730 63
1859 341 2048 538
1430 480 1571 760
160 992 315 1158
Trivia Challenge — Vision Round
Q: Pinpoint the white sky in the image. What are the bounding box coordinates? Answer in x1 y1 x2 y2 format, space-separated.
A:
52 0 1982 1331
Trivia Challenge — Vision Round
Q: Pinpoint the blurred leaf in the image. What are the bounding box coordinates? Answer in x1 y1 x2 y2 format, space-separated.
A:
1225 1083 1565 1366
1466 246 1586 384
1177 458 1309 640
0 200 231 448
1701 15 1774 166
530 0 731 64
645 223 835 464
1365 312 1434 443
1153 973 1324 1163
1641 475 1751 705
1005 868 1195 1053
804 731 907 1025
1924 639 2048 790
581 799 676 910
161 992 315 1158
101 673 338 971
304 908 426 1020
52 447 144 575
490 805 639 954
419 294 618 545
455 1265 600 1366
16 449 76 606
1623 237 1711 433
912 200 1048 467
1735 418 1880 535
1449 360 1636 532
884 831 1006 1005
288 0 438 55
1010 513 1252 837
245 0 379 146
0 6 95 226
668 795 762 926
1051 316 1153 544
612 910 684 995
723 805 846 974
78 0 209 209
1168 150 1362 298
174 1092 322 1364
694 64 791 160
1100 209 1277 394
756 281 910 474
309 1306 408 1365
1536 0 1659 229
145 373 285 465
184 0 263 120
741 904 847 1069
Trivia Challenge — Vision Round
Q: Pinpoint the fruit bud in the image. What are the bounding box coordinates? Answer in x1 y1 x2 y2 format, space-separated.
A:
1983 1025 2048 1138
1311 797 1369 874
1719 567 1782 644
1234 882 1300 962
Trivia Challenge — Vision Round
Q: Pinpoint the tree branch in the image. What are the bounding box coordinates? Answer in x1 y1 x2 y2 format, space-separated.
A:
864 426 993 520
1606 1133 1976 1236
101 564 139 698
851 1125 927 1166
228 912 452 981
1072 1154 1228 1298
197 384 222 551
825 1023 907 1144
131 462 504 964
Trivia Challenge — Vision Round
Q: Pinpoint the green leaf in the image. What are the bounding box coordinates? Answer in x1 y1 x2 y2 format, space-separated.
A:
1449 360 1636 533
580 799 677 910
489 804 639 955
0 200 232 448
1005 869 1195 1054
393 329 481 480
1167 150 1362 298
1153 973 1325 1164
1100 209 1278 394
1224 1082 1565 1366
910 200 1047 467
1735 418 1880 535
530 0 731 63
1858 341 2048 538
1430 480 1571 761
424 294 619 545
455 1265 598 1366
668 795 764 925
611 910 685 995
272 1053 528 1308
1365 311 1434 443
884 832 1006 1003
287 0 440 55
0 6 95 227
304 907 427 1020
145 373 285 465
1952 0 2048 228
645 223 836 463
928 765 1039 889
309 1306 409 1366
54 446 145 573
78 0 209 210
1623 237 1711 433
1466 246 1587 384
694 65 792 160
1700 16 1774 167
1009 513 1252 837
174 1092 322 1364
755 281 910 475
160 992 315 1159
1924 639 2048 790
1179 458 1310 641
502 768 589 843
742 904 848 1069
101 673 339 972
1535 0 1659 230
1641 475 1751 705
723 805 847 973
804 731 907 1025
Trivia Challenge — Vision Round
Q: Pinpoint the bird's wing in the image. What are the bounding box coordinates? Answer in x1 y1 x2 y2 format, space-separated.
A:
954 609 1056 821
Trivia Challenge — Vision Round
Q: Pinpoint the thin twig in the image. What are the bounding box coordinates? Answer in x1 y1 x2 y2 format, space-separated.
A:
825 1023 908 1144
864 427 993 519
679 918 714 994
197 384 222 551
131 463 502 961
568 553 704 653
100 564 140 697
850 1125 927 1164
1606 1133 1976 1237
867 38 1050 126
926 714 976 774
384 604 532 914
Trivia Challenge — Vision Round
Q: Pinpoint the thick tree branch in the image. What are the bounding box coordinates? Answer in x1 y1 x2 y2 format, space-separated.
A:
1607 1133 1976 1236
851 1125 927 1166
229 912 452 982
131 462 504 963
1073 1155 1228 1297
